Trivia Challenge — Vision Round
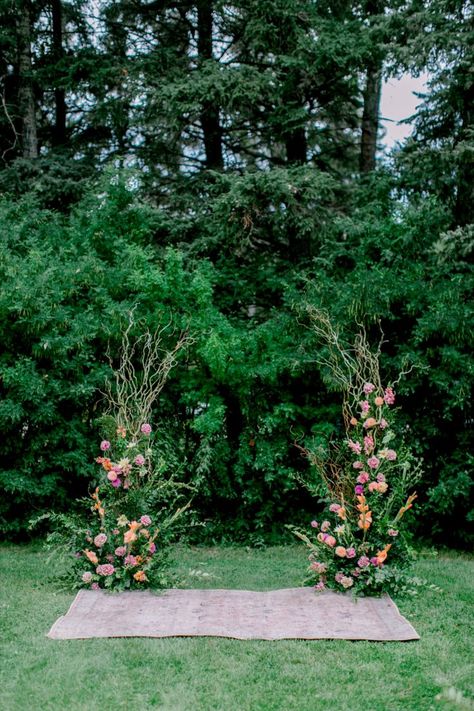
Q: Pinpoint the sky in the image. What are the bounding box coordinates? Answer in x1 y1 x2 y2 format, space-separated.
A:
379 73 429 149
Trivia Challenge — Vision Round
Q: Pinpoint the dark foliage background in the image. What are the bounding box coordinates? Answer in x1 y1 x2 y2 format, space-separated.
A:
0 0 472 546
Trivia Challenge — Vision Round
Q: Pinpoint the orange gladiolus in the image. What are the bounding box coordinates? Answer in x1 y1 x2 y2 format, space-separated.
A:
84 549 98 565
376 544 392 564
337 507 346 520
124 530 137 544
133 570 147 583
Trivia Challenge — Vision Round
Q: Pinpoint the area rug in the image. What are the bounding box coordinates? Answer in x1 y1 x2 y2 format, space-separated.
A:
47 588 419 641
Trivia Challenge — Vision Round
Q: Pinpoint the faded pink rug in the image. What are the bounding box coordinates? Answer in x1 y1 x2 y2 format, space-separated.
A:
47 588 419 641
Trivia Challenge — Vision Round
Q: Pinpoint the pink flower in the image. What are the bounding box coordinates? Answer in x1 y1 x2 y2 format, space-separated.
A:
329 503 341 513
360 400 370 414
352 569 360 577
358 556 370 568
368 481 378 492
363 435 374 455
134 454 145 466
341 576 353 589
82 571 93 583
363 417 377 428
335 572 344 583
91 582 100 590
347 439 362 455
367 456 380 469
140 515 152 526
112 528 119 535
124 554 138 567
370 557 379 566
111 478 122 488
114 546 126 556
107 470 118 482
357 472 369 484
385 449 397 461
310 520 319 528
379 418 388 429
94 533 107 547
363 383 375 395
315 582 325 592
325 535 336 548
355 485 364 495
141 423 152 435
376 473 386 483
388 529 399 537
374 396 384 407
100 440 111 451
346 547 356 559
321 520 331 532
96 564 115 576
377 482 388 493
353 461 364 470
384 387 395 405
149 542 157 554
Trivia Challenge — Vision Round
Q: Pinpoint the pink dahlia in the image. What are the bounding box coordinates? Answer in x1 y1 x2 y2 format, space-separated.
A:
96 564 115 576
100 440 111 451
141 423 152 435
140 515 152 526
134 454 145 466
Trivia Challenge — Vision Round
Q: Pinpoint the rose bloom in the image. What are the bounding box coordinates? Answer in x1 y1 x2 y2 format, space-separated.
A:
376 473 386 482
94 533 107 547
310 520 319 528
335 572 344 583
388 528 399 537
368 481 378 492
374 396 384 406
379 418 388 429
96 564 115 576
357 472 370 484
91 582 100 590
149 542 157 554
82 571 93 583
141 423 152 435
111 478 122 488
125 554 138 567
315 582 325 591
363 382 375 394
341 576 353 589
107 470 118 482
346 547 356 559
353 461 364 469
134 454 145 466
370 556 379 566
325 535 336 548
115 546 127 556
377 482 388 493
385 449 397 461
350 417 358 426
358 556 370 568
140 515 152 526
367 456 380 469
100 440 111 451
329 503 341 513
316 532 325 543
321 520 331 532
335 546 347 557
363 417 378 429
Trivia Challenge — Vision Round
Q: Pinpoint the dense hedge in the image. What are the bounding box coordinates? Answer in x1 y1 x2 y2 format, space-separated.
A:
0 171 472 546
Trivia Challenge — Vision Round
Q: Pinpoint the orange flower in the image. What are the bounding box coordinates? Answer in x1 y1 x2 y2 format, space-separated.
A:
84 549 98 565
335 546 347 557
358 512 372 530
374 396 384 407
101 458 113 472
337 507 346 520
116 426 126 438
395 493 418 522
350 417 358 426
376 544 392 564
133 570 147 583
129 520 141 532
364 417 377 428
124 530 137 544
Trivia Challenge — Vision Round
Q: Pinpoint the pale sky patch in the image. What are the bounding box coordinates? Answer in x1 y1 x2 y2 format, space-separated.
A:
380 73 429 149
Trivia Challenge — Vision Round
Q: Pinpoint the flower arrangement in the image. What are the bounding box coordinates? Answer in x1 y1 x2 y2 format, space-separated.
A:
293 309 424 596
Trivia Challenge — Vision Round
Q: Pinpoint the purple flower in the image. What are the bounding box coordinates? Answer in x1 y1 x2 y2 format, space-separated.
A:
376 473 386 483
115 546 126 556
346 547 356 559
149 542 157 554
370 557 379 566
124 554 138 567
354 485 364 495
335 572 344 583
94 533 107 548
100 440 111 451
379 418 388 429
111 478 122 488
141 423 152 435
360 400 370 414
134 454 145 466
140 515 152 526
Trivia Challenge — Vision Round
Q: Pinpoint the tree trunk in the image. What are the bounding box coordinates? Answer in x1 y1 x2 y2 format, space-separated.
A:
51 0 66 146
17 3 38 158
197 0 223 169
359 61 382 173
285 125 307 165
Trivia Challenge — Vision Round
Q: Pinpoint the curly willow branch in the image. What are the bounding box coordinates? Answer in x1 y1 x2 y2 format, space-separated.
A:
103 314 194 438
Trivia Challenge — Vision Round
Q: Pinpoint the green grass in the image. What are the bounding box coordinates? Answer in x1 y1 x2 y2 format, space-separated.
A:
0 544 473 711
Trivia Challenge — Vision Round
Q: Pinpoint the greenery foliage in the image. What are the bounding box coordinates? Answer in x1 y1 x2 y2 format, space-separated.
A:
0 1 472 546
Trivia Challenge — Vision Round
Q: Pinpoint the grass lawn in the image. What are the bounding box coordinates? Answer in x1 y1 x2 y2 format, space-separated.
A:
0 544 473 711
